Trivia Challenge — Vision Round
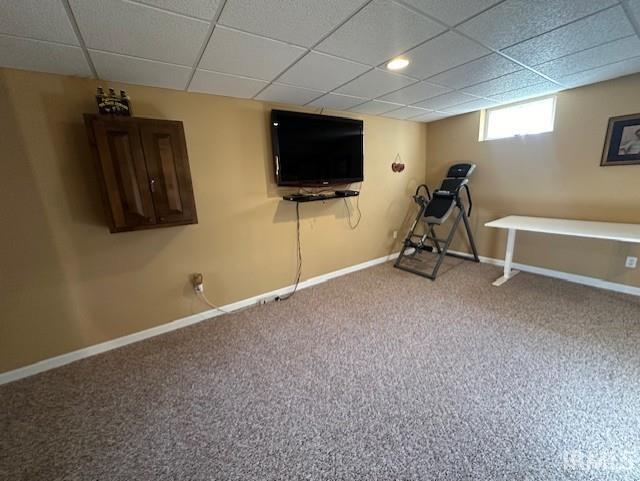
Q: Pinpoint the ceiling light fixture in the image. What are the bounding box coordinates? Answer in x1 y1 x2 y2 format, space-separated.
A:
387 57 409 71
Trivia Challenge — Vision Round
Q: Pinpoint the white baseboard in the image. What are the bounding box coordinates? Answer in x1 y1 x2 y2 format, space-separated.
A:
449 250 640 297
0 252 400 386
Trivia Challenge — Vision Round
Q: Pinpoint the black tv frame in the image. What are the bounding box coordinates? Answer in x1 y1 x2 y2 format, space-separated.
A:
271 109 364 187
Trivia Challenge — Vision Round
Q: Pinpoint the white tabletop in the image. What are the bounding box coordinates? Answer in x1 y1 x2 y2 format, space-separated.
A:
485 215 640 243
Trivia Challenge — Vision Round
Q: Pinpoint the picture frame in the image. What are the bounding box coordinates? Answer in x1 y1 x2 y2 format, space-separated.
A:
601 113 640 166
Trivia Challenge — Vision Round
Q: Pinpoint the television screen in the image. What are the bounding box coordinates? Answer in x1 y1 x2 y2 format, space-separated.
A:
271 110 364 186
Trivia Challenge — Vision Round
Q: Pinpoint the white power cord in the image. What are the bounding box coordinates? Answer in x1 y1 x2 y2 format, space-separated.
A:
192 273 228 313
197 291 228 313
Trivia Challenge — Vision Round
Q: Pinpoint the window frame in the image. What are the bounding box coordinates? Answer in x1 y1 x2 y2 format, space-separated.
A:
479 95 557 142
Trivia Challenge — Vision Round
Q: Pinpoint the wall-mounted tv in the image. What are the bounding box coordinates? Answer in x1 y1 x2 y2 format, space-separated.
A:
271 110 364 186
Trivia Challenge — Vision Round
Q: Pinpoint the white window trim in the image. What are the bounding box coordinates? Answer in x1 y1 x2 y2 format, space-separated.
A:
479 95 557 142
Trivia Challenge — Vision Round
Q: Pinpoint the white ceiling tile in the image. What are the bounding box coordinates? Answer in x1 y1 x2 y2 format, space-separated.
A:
412 91 479 109
90 50 192 90
307 93 367 110
0 35 91 76
218 0 368 47
69 0 209 66
502 6 634 66
462 70 547 97
189 69 268 98
427 54 521 89
402 0 502 26
380 81 451 104
135 0 221 20
442 98 498 114
199 26 305 81
402 31 490 79
255 83 324 105
348 100 402 114
316 0 446 65
488 81 563 103
411 111 449 122
0 0 78 45
536 36 640 79
558 55 640 88
458 0 616 50
336 68 415 98
278 51 370 91
383 105 429 119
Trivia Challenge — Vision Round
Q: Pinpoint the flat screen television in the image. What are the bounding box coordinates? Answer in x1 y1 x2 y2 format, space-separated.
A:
271 110 364 186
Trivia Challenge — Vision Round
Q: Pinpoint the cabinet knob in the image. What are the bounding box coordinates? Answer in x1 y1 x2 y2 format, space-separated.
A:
159 216 165 222
150 179 156 192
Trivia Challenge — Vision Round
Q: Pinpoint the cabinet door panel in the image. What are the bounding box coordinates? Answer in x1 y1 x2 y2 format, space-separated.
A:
90 118 156 231
140 121 197 225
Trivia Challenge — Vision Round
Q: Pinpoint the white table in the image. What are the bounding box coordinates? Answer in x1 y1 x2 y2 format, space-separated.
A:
485 215 640 286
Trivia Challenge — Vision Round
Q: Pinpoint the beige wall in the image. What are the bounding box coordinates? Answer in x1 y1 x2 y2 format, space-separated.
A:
425 73 640 287
0 68 427 373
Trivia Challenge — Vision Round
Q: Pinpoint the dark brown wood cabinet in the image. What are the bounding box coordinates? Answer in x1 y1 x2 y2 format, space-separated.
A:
84 115 197 233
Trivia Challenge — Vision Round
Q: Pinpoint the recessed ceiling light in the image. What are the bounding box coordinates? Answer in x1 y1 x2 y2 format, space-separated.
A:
387 57 409 71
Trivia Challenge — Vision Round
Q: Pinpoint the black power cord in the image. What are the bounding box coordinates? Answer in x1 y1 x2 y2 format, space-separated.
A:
276 202 302 301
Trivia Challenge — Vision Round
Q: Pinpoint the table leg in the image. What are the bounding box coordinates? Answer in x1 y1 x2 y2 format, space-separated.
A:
492 228 520 286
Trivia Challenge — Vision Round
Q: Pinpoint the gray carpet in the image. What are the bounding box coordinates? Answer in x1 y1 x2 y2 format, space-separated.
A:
1 261 639 481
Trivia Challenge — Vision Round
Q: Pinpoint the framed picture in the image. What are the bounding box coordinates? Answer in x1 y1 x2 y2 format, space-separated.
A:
601 113 640 166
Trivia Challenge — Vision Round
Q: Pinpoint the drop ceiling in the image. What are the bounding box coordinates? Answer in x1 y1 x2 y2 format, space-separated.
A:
1 0 640 123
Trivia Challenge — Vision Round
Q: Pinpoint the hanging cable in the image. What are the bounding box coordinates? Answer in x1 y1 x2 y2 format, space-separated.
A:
277 202 302 301
197 291 228 313
344 182 363 229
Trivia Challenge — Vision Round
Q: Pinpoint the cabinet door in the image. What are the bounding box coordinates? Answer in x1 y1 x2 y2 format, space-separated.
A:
139 121 197 225
88 117 156 232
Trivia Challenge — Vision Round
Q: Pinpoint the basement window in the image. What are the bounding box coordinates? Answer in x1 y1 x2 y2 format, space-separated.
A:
481 96 556 141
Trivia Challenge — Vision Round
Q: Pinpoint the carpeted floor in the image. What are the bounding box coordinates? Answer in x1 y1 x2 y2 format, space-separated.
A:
1 261 639 481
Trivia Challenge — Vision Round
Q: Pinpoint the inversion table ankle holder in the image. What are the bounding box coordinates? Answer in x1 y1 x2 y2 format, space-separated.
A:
394 163 480 280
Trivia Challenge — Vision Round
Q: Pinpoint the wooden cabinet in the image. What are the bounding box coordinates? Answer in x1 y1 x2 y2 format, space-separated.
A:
84 115 197 233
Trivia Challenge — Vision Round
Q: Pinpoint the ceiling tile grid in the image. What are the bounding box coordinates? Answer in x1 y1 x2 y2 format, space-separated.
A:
218 0 370 47
1 0 640 123
0 0 79 45
461 70 548 98
380 81 451 104
442 98 499 114
255 83 326 105
402 31 490 80
348 100 403 115
134 0 223 21
488 81 563 104
535 36 640 79
457 0 617 50
558 55 640 88
0 34 91 77
70 0 211 66
400 0 503 26
189 69 268 97
307 92 367 110
277 51 371 92
198 26 306 81
410 110 448 122
413 91 482 110
427 54 522 90
501 6 634 66
90 50 193 90
383 105 430 119
335 68 416 99
316 0 446 66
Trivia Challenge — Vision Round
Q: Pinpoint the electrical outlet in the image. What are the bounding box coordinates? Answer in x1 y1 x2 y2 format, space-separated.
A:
257 295 278 305
393 230 398 239
625 256 637 269
192 273 204 293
